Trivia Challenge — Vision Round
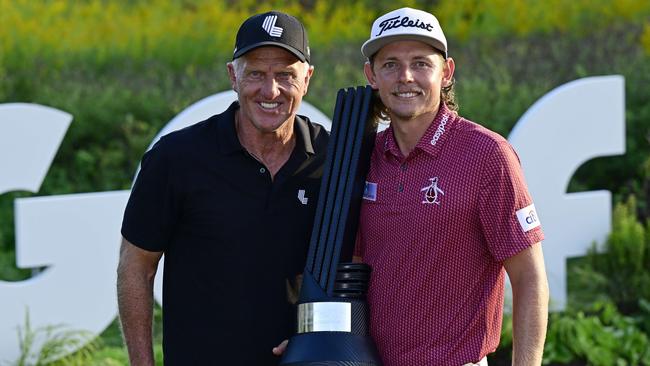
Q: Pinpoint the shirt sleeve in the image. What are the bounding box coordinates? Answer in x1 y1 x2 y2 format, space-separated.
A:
478 139 544 262
121 139 180 252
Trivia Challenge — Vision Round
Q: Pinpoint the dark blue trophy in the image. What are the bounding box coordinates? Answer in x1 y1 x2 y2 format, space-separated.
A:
280 86 382 366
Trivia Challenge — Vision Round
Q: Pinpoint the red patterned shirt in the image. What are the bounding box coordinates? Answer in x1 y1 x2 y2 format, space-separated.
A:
356 104 544 365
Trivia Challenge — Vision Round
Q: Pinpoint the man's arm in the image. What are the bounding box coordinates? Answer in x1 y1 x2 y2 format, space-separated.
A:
117 237 163 366
504 242 549 366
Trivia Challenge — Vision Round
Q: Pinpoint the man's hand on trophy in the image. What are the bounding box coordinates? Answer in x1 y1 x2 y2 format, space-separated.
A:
272 339 289 356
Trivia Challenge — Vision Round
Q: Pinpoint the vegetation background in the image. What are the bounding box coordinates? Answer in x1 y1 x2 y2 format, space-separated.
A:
1 0 649 364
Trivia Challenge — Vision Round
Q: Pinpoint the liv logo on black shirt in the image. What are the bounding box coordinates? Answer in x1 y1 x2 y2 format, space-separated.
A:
297 189 308 205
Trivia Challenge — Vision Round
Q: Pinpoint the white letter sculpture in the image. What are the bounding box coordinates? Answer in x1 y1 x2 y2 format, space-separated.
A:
508 76 625 310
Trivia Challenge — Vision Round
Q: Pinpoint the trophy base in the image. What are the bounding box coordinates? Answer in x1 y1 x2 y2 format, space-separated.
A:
279 332 382 366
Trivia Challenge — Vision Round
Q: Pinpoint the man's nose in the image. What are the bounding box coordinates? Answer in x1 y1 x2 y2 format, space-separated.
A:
261 77 281 99
397 66 414 83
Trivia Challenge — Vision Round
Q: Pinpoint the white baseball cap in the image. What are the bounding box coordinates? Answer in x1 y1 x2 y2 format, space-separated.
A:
361 7 448 59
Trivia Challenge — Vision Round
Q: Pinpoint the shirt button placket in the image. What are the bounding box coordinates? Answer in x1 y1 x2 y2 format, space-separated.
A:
398 162 406 193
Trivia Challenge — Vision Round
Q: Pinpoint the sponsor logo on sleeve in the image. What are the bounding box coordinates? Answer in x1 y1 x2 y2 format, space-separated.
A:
516 204 541 232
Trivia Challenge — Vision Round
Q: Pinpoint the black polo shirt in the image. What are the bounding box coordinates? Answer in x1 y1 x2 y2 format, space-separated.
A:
121 101 329 365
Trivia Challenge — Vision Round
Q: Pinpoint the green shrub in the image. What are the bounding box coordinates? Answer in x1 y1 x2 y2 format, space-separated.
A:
571 197 650 310
543 301 650 366
492 301 650 365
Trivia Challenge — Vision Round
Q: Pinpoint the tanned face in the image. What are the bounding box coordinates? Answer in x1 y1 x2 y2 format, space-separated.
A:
228 47 313 134
365 40 454 126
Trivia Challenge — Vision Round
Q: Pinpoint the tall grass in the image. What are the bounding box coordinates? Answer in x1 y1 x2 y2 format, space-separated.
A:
8 310 98 366
2 0 649 71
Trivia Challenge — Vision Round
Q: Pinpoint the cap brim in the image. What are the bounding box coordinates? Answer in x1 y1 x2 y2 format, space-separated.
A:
361 34 447 59
233 41 307 62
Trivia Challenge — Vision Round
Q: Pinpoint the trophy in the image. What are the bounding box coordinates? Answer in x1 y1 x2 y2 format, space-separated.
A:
280 86 382 365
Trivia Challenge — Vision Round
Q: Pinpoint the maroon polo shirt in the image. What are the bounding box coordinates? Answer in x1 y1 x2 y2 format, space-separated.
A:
356 103 544 365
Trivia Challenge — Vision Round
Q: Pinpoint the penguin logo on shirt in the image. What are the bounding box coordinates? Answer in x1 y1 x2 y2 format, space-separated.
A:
421 177 444 204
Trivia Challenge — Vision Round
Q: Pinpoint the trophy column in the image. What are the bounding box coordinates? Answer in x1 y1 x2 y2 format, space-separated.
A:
280 86 382 366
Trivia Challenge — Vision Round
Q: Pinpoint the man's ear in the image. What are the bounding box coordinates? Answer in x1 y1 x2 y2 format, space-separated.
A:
442 57 455 87
227 62 238 92
303 65 314 96
364 62 378 89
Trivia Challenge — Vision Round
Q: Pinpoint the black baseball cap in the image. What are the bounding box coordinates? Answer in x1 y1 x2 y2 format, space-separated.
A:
233 11 310 63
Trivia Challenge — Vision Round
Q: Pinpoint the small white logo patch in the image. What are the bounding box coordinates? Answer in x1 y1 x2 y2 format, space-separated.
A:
516 204 541 232
421 177 444 204
297 189 308 205
363 182 377 201
262 15 283 37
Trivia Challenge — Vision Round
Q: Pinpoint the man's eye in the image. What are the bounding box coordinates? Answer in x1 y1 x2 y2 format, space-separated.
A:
248 71 263 79
277 71 296 81
383 62 397 70
277 72 293 81
414 61 430 68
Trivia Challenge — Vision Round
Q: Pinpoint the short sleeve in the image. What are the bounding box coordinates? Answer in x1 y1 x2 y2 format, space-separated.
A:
121 140 180 252
478 140 544 262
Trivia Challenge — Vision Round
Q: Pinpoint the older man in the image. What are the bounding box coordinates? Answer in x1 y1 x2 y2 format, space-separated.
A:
117 11 328 365
356 7 549 366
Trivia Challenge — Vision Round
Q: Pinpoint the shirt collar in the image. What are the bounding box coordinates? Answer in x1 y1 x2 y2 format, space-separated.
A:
381 103 456 160
216 101 315 156
217 101 243 155
294 114 316 155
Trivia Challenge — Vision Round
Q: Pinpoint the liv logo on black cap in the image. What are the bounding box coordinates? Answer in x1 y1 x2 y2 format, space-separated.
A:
262 15 283 37
233 11 309 62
